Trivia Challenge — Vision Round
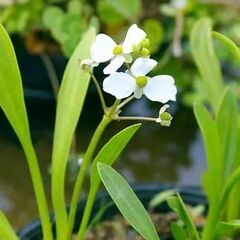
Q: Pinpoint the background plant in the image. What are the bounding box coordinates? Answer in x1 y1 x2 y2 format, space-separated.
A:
150 18 240 240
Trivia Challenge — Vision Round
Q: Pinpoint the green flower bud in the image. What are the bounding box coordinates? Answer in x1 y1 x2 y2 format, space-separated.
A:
160 112 172 121
141 38 150 48
132 44 141 53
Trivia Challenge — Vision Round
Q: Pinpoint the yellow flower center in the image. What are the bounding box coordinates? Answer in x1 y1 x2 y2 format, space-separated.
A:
113 45 123 55
136 76 148 88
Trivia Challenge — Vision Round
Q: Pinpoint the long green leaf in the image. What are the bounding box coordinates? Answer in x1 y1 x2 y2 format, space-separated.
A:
167 194 200 240
171 222 188 240
212 31 240 64
90 124 141 187
194 102 222 203
0 24 52 240
213 220 240 239
0 211 18 240
77 124 141 238
51 28 96 238
191 18 224 113
149 189 178 209
216 88 238 180
97 163 159 240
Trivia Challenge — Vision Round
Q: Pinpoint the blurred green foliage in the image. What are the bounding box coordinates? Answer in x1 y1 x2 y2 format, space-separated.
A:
1 0 240 106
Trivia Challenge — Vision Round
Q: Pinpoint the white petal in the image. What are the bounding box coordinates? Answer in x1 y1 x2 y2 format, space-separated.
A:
103 72 136 99
91 34 116 63
144 75 177 103
122 24 147 54
131 57 157 77
103 56 125 75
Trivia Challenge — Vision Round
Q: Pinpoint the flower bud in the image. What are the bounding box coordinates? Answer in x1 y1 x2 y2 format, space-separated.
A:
156 104 173 127
141 38 150 48
80 59 98 72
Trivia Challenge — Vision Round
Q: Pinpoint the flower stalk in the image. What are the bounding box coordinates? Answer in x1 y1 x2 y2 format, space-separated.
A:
66 100 120 239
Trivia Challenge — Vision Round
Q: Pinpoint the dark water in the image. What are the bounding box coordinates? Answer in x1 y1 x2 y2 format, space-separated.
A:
0 90 206 230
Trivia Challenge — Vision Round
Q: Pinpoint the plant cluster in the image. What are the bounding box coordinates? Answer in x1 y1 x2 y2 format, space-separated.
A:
0 23 177 240
1 1 240 239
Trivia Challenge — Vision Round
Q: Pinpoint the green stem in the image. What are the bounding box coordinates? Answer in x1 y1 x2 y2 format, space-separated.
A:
23 140 53 240
66 100 120 239
90 73 107 111
115 116 157 122
117 95 135 110
77 184 99 240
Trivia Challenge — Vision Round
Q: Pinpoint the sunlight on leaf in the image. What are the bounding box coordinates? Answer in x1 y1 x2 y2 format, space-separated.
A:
51 27 96 238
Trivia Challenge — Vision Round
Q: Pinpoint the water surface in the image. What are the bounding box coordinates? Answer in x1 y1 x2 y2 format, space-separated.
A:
0 93 206 230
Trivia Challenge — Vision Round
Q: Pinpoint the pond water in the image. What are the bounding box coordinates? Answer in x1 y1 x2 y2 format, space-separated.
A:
0 88 206 230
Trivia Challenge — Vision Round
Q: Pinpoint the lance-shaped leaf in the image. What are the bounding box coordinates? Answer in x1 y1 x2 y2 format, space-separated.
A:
171 222 188 240
191 18 224 113
194 102 222 203
90 124 141 189
0 24 52 239
216 88 238 180
0 211 18 240
167 194 200 240
213 31 240 64
213 220 240 239
77 124 141 237
97 163 159 240
51 28 96 238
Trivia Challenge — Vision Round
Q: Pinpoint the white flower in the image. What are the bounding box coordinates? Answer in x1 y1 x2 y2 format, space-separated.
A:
170 0 187 9
103 57 177 103
90 24 146 75
80 59 99 72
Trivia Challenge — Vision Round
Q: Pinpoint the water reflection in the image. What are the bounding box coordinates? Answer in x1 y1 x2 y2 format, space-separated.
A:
0 95 205 230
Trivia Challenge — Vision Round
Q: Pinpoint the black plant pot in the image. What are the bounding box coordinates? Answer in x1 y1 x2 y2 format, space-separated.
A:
17 183 207 240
